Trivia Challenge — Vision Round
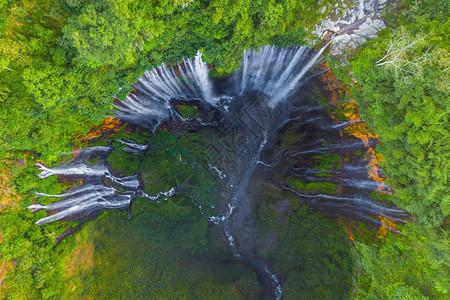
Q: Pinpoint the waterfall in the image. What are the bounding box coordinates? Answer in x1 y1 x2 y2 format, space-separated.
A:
235 42 330 108
29 147 173 225
30 43 406 300
112 51 216 129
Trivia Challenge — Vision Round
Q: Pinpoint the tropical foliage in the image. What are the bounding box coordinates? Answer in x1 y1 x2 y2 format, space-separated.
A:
0 0 448 299
334 0 449 227
331 1 449 298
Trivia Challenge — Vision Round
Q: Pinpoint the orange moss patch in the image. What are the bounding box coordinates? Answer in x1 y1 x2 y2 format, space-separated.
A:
336 217 369 242
337 217 385 242
318 63 392 195
366 149 393 194
0 233 15 290
0 156 32 287
57 176 84 186
74 117 125 145
318 63 345 105
341 222 355 242
0 167 21 213
336 100 391 194
319 64 403 238
339 101 378 144
0 258 14 290
377 216 400 237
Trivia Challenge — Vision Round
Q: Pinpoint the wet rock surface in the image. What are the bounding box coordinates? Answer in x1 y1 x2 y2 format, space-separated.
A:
312 0 391 55
31 44 407 299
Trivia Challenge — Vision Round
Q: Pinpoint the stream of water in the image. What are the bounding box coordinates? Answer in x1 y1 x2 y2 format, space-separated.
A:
29 44 406 299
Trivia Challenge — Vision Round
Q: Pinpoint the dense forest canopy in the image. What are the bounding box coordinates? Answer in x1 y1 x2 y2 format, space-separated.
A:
0 0 449 299
331 2 449 297
337 2 449 228
0 0 331 162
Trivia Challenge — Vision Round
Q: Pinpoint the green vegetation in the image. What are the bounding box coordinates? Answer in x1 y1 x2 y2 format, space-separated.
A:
107 129 149 176
314 153 343 171
331 1 449 228
355 224 449 299
0 0 336 162
286 177 338 194
275 206 355 299
329 0 449 298
177 104 199 119
252 183 355 298
0 1 335 296
82 198 261 299
0 0 448 299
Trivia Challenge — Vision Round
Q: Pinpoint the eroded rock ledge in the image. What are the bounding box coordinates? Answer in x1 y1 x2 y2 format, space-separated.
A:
312 0 392 55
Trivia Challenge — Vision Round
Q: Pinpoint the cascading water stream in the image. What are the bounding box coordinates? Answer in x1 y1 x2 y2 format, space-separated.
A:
29 43 406 299
29 146 175 226
111 51 217 130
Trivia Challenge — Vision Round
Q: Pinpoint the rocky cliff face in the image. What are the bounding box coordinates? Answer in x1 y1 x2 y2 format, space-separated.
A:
312 0 392 55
